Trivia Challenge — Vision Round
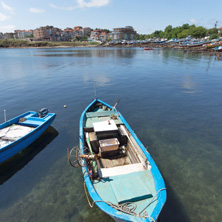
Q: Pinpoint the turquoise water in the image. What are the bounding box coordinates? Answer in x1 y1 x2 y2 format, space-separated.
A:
0 47 221 222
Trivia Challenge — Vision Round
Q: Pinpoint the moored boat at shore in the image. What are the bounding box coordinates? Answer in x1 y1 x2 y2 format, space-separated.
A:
0 109 56 164
69 98 166 221
214 46 222 51
144 47 153 50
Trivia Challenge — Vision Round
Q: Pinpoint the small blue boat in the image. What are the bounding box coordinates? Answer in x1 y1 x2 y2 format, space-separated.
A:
214 46 222 51
0 109 56 164
70 99 166 221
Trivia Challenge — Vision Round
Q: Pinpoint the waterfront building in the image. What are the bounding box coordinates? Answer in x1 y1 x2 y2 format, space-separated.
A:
99 31 108 42
0 32 4 39
89 29 109 42
14 30 33 39
109 26 137 40
61 28 75 41
73 26 84 39
34 26 61 41
83 27 91 36
3 33 15 39
90 29 100 41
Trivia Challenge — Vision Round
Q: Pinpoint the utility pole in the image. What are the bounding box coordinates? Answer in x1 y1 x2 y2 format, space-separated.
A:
215 21 218 29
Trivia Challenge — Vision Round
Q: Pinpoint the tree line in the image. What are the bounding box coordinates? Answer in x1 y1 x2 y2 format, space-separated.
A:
138 24 221 40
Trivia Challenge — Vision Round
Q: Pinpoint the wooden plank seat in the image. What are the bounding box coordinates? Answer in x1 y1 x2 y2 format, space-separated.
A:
98 163 145 178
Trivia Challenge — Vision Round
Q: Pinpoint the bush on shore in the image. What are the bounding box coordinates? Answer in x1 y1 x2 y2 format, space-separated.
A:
0 39 99 48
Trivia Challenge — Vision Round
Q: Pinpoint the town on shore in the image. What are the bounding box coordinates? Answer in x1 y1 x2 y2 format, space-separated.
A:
0 24 222 55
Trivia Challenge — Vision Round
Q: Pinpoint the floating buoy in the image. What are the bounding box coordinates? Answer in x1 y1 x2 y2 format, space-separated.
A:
64 105 67 108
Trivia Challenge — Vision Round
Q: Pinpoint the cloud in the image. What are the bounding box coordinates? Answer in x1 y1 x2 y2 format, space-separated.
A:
76 0 110 8
1 1 14 13
50 0 111 10
29 8 45 13
0 12 8 21
190 18 198 24
49 3 75 10
0 25 15 32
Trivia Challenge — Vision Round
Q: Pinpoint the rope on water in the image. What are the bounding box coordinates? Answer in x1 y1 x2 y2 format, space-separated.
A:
83 182 166 221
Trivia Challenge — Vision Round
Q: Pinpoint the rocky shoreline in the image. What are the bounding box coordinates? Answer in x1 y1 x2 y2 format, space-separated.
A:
1 39 222 59
98 42 222 60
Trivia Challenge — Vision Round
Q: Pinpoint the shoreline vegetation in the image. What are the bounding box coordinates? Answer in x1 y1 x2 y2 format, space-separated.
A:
0 39 99 48
1 39 222 58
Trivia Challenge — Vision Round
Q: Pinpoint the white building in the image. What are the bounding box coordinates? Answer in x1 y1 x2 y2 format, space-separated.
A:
15 30 33 39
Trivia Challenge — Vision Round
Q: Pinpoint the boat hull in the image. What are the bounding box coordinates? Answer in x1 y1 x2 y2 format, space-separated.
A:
79 99 166 221
0 112 56 164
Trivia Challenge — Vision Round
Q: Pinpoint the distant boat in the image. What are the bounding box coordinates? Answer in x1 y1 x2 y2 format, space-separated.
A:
144 47 153 50
0 109 56 164
214 46 222 51
153 40 167 44
69 98 166 221
185 42 204 47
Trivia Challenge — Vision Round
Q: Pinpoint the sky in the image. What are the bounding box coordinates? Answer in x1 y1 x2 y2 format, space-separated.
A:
0 0 222 34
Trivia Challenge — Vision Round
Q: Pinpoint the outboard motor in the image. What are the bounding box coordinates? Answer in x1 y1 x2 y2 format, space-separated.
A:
38 108 49 118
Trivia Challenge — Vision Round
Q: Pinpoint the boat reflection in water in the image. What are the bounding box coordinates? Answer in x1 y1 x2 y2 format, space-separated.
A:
0 126 58 185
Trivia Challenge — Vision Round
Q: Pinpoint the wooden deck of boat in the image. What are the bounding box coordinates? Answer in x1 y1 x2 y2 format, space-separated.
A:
96 142 141 169
97 153 131 168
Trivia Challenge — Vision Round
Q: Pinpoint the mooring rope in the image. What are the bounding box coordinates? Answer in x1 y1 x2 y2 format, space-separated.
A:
83 182 166 221
139 188 167 215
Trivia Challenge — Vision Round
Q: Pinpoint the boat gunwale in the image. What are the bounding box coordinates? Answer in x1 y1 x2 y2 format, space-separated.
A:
79 98 166 221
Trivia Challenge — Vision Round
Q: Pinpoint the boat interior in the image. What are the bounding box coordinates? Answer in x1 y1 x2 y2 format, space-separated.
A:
82 101 158 216
0 112 49 149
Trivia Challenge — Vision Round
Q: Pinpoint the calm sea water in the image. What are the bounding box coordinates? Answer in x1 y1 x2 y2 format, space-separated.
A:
0 47 221 222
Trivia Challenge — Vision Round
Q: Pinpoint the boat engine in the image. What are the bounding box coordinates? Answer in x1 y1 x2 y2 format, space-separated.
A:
38 108 49 118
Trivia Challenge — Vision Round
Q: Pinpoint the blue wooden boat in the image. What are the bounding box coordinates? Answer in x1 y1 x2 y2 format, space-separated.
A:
0 109 56 164
71 99 166 221
214 46 222 51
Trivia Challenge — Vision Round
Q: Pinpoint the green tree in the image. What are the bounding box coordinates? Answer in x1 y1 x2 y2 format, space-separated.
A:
103 29 110 33
139 35 145 40
164 25 173 39
81 35 88 41
153 30 164 38
181 23 190 30
208 28 217 35
171 27 182 38
177 29 190 39
209 33 219 39
190 26 207 38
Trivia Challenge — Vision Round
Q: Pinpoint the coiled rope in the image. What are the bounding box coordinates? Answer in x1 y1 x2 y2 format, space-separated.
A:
84 182 166 221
